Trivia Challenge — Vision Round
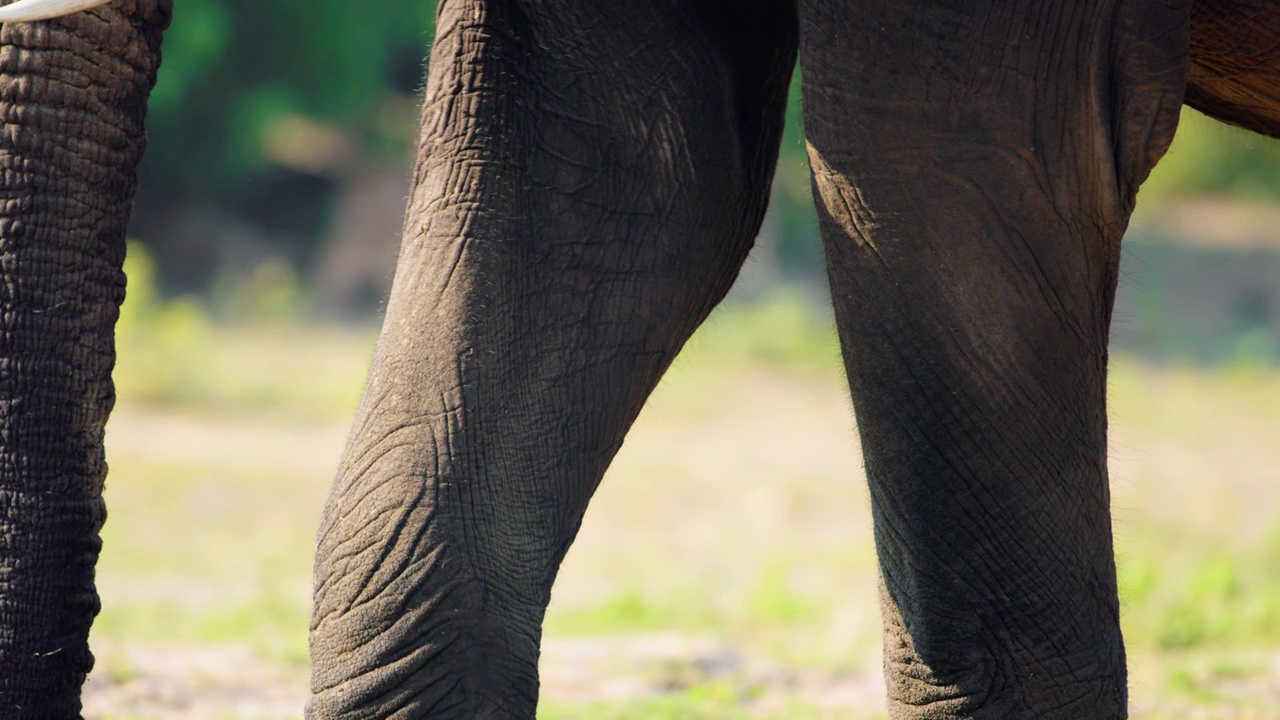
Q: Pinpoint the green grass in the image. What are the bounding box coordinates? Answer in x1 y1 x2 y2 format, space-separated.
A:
93 454 319 667
88 268 1280 717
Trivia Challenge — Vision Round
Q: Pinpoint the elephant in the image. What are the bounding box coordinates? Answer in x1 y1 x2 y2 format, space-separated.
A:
1 0 1278 718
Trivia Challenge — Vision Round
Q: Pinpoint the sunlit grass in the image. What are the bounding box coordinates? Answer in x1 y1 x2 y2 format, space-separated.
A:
114 241 375 419
88 257 1280 717
539 691 888 720
94 452 320 668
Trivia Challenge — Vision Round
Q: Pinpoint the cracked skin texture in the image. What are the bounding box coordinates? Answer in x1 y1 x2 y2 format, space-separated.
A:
5 0 1280 718
302 1 1280 718
0 1 170 717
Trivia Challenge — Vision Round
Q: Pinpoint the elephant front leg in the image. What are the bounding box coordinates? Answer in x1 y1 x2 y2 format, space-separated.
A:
0 3 169 716
307 2 799 717
800 1 1189 717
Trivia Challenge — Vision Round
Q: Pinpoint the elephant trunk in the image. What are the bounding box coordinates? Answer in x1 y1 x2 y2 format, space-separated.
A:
0 2 169 715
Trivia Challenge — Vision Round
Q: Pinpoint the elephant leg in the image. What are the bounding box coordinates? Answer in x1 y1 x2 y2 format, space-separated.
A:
307 2 798 717
0 3 169 717
799 1 1188 718
1186 0 1280 138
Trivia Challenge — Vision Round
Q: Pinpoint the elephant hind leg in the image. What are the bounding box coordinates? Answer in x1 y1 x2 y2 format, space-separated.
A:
307 2 798 718
1187 0 1280 137
800 0 1189 716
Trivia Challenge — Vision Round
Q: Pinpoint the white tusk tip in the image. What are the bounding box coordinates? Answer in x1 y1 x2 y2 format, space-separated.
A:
0 0 112 23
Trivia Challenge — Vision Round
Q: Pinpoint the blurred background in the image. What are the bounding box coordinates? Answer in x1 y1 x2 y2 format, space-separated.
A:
85 3 1280 718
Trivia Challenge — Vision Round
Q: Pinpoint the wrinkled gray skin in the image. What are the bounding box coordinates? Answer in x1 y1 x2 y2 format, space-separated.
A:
308 1 1280 719
2 0 1279 718
0 1 169 717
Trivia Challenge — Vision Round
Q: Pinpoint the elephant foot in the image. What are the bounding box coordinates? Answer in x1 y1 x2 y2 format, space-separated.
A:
308 614 541 719
882 628 1127 720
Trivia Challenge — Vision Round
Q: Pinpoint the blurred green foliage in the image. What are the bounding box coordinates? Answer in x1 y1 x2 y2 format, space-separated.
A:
145 0 436 199
1142 110 1280 205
